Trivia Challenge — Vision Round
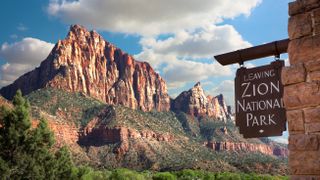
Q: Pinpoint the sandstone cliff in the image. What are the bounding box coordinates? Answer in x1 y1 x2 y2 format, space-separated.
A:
0 25 170 112
173 82 231 121
205 141 288 157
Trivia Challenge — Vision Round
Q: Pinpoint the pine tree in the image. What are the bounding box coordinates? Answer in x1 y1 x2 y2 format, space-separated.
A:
54 146 75 179
0 90 32 178
0 90 74 179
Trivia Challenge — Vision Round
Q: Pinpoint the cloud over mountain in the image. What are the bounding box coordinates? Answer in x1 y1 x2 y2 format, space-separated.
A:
48 0 261 36
0 38 54 87
0 0 260 89
135 24 251 88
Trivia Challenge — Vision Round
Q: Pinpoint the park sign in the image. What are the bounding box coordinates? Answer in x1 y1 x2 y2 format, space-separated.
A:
235 60 286 138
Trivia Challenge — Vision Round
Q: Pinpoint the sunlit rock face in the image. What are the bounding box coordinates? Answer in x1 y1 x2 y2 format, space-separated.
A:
205 141 288 157
173 82 232 121
0 25 170 112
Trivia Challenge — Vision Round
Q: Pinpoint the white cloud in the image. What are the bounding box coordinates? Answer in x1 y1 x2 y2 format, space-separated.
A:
163 60 232 88
140 25 251 59
135 24 251 89
0 63 34 87
0 38 54 87
135 49 232 89
47 0 261 36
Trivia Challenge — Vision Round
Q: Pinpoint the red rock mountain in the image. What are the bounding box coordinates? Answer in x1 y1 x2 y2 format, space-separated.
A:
173 82 232 121
0 25 170 111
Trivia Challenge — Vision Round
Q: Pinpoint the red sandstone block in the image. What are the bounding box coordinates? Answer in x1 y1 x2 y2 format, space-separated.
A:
290 150 320 175
289 134 319 151
288 36 313 64
304 106 320 123
289 0 320 16
313 7 320 24
289 13 312 39
289 1 304 16
284 82 320 109
291 175 320 180
309 71 320 81
305 59 320 71
287 110 305 132
304 0 320 11
289 35 320 65
306 122 320 133
281 63 306 85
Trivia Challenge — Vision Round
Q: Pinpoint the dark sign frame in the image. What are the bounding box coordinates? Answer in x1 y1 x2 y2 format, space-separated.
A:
235 60 286 138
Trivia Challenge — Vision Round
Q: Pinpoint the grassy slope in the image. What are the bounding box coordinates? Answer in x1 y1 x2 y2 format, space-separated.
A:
26 88 105 126
25 88 288 175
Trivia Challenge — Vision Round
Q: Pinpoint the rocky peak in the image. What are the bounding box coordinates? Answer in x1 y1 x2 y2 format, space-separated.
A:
173 82 232 121
194 81 201 87
216 94 227 110
212 94 230 121
68 24 87 38
0 24 170 112
173 82 208 117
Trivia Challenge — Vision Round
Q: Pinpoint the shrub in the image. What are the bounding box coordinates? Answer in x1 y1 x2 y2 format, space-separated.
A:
110 168 146 180
216 172 241 180
153 172 177 180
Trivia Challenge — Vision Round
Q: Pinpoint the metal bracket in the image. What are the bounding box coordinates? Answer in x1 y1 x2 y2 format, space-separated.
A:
274 41 281 61
238 50 244 67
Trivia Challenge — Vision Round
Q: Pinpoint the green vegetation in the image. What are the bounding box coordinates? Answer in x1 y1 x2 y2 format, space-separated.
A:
26 88 105 126
58 168 289 180
224 152 288 175
0 90 74 179
105 106 188 136
175 111 201 138
199 117 261 144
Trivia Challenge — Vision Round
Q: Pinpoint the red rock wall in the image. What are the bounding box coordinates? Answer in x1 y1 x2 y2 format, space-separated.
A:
205 141 288 157
32 120 79 147
82 125 174 145
284 0 320 178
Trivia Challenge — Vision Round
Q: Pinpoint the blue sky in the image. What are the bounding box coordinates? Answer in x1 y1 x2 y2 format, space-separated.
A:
0 0 291 143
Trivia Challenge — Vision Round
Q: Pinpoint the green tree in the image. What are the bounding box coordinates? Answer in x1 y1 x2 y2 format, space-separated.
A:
0 90 74 179
54 146 75 179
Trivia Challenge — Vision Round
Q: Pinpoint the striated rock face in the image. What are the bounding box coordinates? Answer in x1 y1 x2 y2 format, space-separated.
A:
32 120 79 147
205 141 288 157
173 82 231 121
80 115 174 157
81 117 174 146
173 82 208 117
0 25 170 112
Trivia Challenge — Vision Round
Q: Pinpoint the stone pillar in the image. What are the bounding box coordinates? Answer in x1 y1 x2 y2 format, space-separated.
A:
283 0 320 179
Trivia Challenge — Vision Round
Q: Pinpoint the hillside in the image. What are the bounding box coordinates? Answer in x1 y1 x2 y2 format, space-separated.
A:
23 88 288 174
